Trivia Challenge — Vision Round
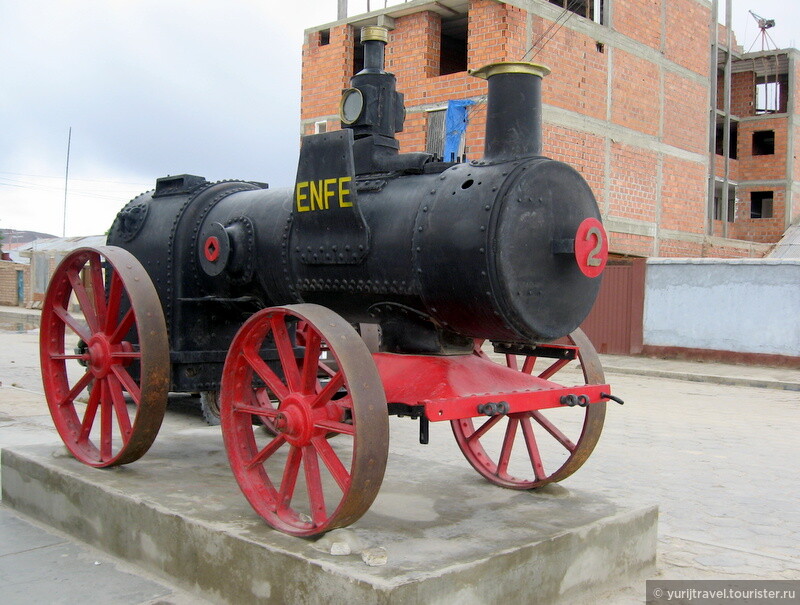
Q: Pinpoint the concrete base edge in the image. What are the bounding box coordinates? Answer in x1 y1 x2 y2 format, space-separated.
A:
2 439 658 604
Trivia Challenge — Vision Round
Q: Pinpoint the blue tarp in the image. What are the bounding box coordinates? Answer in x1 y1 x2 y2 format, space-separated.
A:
443 99 475 162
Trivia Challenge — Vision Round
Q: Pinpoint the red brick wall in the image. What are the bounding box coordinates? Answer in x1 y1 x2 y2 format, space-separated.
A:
610 232 653 257
387 10 441 100
664 73 707 154
664 0 710 76
610 50 659 136
702 240 767 257
610 142 657 222
723 71 756 116
660 157 707 234
467 0 526 70
531 19 608 122
796 123 800 184
737 119 788 182
659 239 703 256
542 125 605 203
614 0 661 50
395 110 427 155
714 154 740 181
301 25 354 122
728 187 786 243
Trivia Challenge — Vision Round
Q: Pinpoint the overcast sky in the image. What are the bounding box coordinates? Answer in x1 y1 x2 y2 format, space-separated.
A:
1 0 798 239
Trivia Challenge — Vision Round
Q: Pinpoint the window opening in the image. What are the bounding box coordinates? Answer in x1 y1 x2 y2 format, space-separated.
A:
750 191 773 218
425 109 446 160
440 15 467 75
754 73 788 114
755 80 779 113
713 182 736 223
548 0 605 24
319 29 330 46
752 130 774 155
425 100 474 162
715 120 738 159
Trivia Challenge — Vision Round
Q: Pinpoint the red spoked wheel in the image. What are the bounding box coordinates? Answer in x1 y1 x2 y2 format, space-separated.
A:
220 304 389 536
39 246 169 467
451 328 606 489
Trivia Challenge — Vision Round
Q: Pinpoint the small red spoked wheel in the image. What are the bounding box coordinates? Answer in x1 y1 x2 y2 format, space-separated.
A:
39 246 169 467
220 304 389 536
451 328 606 489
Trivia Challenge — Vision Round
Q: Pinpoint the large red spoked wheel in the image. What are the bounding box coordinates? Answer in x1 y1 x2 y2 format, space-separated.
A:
39 246 169 467
451 328 606 489
220 304 388 536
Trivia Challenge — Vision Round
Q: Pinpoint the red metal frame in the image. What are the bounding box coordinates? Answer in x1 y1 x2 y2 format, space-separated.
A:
373 350 611 422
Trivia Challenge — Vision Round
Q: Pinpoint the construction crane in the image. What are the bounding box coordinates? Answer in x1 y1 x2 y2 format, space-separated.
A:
748 10 778 52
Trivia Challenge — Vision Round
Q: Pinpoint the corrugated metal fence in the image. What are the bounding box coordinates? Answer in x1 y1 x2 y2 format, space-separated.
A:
580 259 645 355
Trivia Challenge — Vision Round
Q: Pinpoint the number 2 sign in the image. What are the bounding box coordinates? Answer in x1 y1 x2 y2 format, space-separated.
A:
574 218 608 278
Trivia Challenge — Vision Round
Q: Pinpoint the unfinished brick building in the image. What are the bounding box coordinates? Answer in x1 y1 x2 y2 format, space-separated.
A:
714 48 799 246
300 0 799 258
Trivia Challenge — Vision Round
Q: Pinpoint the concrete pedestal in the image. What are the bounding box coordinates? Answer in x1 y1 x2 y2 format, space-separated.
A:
2 427 657 604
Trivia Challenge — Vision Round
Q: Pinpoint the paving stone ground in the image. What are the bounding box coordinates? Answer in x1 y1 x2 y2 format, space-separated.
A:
1 308 798 604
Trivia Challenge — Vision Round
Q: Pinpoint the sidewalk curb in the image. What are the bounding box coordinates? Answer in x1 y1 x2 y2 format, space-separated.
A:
603 365 800 392
0 309 40 326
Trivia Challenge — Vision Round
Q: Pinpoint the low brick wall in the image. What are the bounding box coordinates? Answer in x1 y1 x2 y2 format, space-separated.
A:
0 261 30 306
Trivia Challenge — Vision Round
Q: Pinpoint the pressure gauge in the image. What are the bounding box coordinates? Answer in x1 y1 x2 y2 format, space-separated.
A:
340 88 364 124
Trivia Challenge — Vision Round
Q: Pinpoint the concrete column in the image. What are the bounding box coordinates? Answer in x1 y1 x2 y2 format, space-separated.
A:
786 53 796 228
721 0 732 237
707 0 719 236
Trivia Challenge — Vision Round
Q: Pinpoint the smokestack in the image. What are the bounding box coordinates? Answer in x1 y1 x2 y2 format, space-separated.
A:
360 26 388 72
470 62 550 161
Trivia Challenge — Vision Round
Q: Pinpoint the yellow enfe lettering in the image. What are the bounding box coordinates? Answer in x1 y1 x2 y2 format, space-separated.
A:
310 180 324 211
323 178 336 210
297 176 354 212
295 181 310 212
338 176 352 207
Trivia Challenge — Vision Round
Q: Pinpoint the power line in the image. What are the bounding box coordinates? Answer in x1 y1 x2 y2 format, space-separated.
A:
0 178 138 201
521 0 580 62
0 171 151 188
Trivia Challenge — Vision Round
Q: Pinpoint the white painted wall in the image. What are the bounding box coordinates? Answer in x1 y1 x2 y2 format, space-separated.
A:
643 259 800 357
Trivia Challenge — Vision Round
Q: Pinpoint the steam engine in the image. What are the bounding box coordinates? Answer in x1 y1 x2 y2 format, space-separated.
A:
41 26 616 537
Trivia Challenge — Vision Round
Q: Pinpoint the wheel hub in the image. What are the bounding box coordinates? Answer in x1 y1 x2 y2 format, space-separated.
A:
87 333 113 378
273 395 315 445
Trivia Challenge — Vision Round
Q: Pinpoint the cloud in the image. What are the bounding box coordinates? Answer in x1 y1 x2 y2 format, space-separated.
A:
0 1 338 235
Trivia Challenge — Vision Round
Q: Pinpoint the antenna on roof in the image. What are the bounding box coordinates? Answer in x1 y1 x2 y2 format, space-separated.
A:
62 127 71 238
747 10 778 52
